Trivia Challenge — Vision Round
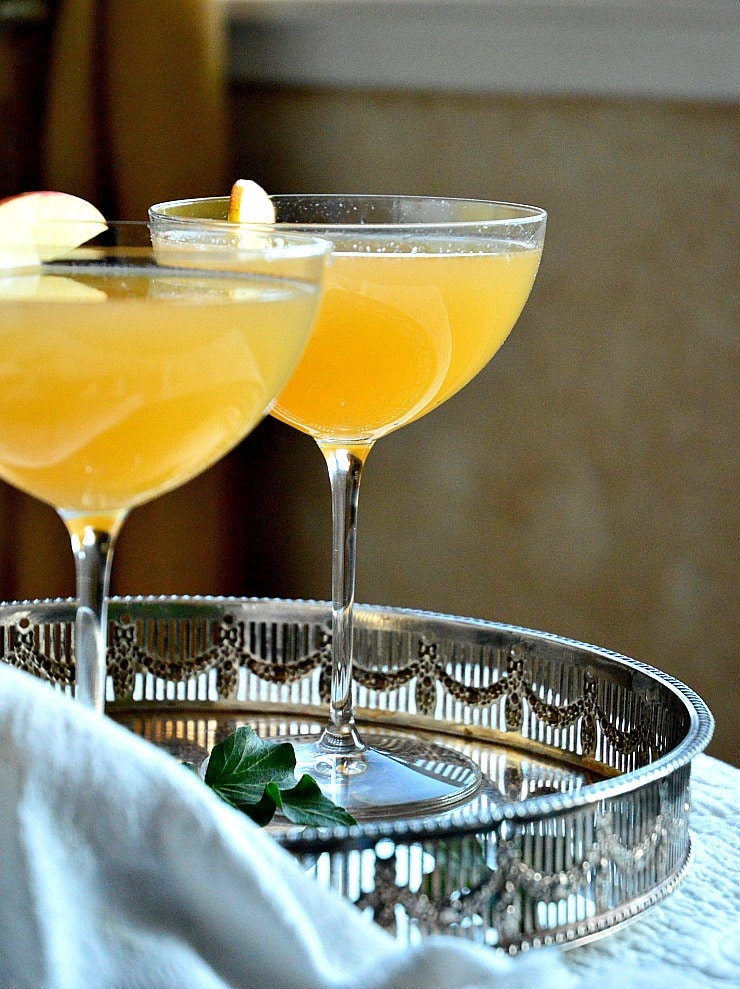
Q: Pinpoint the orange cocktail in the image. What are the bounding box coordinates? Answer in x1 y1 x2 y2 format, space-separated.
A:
149 194 546 820
272 244 541 442
0 208 329 712
0 267 319 521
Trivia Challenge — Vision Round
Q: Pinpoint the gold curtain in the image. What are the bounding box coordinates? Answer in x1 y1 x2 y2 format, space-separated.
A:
44 0 229 218
5 0 237 601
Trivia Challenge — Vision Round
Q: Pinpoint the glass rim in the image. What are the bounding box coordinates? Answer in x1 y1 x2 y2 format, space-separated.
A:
0 217 334 262
149 194 547 231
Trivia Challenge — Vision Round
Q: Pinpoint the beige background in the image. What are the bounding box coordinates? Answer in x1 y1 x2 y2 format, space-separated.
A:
227 87 738 765
0 18 737 763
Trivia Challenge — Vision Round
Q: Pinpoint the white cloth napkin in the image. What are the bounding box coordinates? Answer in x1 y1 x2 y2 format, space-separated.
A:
0 665 576 989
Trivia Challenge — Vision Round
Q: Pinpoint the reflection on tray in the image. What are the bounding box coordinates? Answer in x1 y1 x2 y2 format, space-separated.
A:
113 708 604 817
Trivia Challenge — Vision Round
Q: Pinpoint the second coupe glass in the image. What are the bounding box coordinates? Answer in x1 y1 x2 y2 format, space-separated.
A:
150 195 546 818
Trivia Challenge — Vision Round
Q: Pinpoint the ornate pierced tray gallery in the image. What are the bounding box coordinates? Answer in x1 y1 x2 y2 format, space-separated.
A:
0 596 713 953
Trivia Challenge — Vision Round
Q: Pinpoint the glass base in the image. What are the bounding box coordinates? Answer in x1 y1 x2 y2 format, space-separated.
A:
290 730 482 821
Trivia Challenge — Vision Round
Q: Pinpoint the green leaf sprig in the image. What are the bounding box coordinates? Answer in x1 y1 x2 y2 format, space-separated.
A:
185 726 356 828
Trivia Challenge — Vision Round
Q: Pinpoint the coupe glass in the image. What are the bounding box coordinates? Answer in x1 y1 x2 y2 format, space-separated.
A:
0 218 329 712
150 195 546 818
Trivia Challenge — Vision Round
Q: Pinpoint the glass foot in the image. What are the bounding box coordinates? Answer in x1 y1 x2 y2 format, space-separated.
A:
290 730 482 821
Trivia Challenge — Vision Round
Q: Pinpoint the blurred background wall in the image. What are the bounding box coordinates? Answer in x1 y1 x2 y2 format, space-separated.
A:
0 0 737 764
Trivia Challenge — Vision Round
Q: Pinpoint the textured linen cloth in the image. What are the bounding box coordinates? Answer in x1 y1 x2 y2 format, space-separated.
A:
0 663 736 989
561 749 740 989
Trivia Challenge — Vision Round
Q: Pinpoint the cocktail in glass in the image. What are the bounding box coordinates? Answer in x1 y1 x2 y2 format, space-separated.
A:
0 217 329 712
150 195 546 818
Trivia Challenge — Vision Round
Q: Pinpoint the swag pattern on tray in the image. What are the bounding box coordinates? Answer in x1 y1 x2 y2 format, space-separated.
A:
4 609 655 764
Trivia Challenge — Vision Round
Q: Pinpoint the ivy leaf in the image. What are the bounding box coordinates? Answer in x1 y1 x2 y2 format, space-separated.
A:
205 726 297 806
200 725 356 828
241 787 281 827
268 775 358 828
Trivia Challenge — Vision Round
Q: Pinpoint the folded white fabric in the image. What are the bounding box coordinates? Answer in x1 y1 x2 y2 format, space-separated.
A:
0 665 575 989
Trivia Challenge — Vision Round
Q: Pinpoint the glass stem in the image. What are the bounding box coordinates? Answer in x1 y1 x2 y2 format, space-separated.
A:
61 513 126 714
318 443 373 757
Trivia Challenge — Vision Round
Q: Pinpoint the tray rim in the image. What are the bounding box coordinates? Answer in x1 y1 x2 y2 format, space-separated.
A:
0 594 715 848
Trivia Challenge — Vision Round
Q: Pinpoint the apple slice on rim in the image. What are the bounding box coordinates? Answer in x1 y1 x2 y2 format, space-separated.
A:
0 191 107 269
225 179 277 252
227 179 276 224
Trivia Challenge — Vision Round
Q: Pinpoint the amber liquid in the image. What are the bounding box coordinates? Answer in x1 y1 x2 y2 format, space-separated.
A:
0 265 317 518
271 242 542 442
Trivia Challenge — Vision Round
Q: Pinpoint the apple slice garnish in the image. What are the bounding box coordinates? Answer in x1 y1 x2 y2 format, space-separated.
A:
151 179 275 263
0 191 107 269
223 179 277 253
227 179 276 224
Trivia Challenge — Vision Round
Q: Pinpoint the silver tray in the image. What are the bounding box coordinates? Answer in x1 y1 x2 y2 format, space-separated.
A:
0 595 713 953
